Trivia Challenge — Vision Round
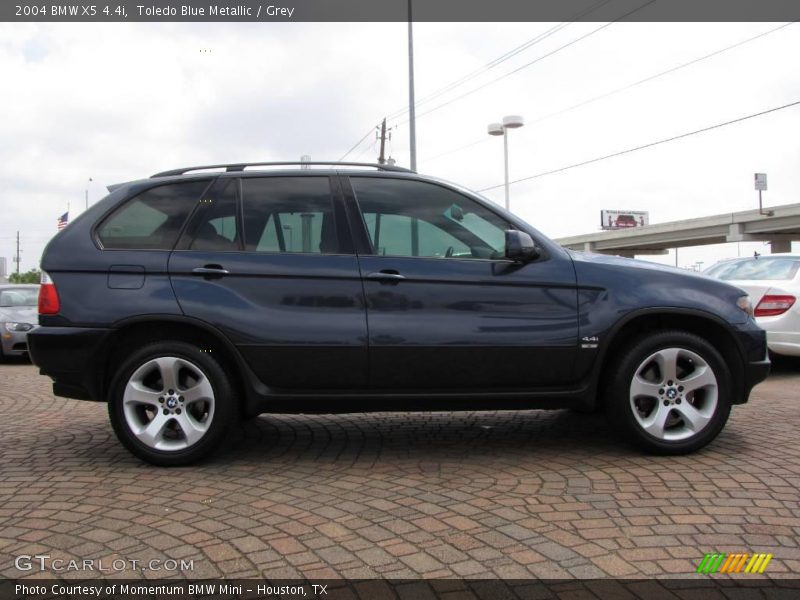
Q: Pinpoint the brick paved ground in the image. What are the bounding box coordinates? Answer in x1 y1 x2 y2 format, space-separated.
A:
0 359 798 581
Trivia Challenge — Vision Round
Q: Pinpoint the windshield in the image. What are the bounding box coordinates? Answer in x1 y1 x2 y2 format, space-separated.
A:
714 258 800 281
0 288 39 307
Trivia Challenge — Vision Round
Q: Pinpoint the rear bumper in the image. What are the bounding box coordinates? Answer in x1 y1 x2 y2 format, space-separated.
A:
27 326 111 401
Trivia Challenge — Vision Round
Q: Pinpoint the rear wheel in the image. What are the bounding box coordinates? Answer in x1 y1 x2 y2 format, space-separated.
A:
108 341 237 466
605 331 732 454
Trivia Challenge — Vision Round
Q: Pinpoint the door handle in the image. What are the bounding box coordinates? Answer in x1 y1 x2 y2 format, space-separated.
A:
366 270 405 283
192 265 230 276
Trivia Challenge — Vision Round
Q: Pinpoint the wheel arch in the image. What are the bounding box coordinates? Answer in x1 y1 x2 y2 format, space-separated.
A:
594 308 747 408
93 315 262 415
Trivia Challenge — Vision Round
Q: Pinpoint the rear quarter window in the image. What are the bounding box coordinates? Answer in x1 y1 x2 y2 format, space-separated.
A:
97 180 210 250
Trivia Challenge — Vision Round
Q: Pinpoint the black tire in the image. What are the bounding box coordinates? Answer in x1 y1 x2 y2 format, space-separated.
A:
108 341 238 466
605 331 733 455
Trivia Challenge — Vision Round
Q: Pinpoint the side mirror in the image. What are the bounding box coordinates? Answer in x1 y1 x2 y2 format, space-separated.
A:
505 230 540 263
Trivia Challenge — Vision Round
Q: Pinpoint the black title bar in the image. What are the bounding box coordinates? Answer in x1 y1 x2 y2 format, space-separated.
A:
4 0 800 23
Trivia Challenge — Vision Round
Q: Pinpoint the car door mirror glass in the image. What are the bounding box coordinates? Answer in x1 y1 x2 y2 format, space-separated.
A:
505 230 540 262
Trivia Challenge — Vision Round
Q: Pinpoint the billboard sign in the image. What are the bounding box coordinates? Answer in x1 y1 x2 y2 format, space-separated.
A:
601 210 649 230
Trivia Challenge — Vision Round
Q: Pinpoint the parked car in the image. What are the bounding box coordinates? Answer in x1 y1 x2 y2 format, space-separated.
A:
704 254 799 357
0 284 40 361
28 162 769 465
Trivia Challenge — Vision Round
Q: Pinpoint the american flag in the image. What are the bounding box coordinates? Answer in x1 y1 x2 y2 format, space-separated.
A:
57 212 69 230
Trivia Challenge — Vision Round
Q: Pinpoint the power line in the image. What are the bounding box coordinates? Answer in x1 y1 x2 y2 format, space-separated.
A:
384 0 616 122
425 21 794 165
341 4 611 164
398 0 659 126
477 99 800 192
353 139 379 162
341 0 645 165
530 21 796 126
338 124 379 162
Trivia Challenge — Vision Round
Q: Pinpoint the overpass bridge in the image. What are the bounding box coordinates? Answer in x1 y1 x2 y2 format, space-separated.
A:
555 202 800 257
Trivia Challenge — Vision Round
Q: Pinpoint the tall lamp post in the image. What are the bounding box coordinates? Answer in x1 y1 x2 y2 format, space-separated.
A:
487 115 524 212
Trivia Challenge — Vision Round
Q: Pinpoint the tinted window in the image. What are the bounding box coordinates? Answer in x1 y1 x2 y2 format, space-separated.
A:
98 180 209 250
241 177 338 254
188 180 240 251
716 257 800 281
351 177 509 259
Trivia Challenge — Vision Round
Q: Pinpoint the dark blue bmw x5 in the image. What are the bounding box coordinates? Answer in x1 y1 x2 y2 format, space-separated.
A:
29 162 770 465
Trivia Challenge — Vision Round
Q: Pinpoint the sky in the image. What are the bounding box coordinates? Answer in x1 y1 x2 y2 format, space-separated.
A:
1 19 799 275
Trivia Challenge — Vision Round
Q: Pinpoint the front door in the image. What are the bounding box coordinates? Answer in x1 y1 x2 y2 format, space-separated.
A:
344 175 578 391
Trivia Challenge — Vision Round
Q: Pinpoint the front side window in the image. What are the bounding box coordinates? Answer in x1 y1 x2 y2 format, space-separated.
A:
98 180 209 250
350 177 509 259
241 177 338 254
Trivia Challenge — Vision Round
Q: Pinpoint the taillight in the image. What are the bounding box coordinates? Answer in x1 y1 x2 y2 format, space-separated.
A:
38 272 60 315
754 294 796 317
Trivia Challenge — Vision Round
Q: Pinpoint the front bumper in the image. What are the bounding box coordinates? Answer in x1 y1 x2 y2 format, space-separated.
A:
1 326 36 356
736 325 770 403
27 326 111 401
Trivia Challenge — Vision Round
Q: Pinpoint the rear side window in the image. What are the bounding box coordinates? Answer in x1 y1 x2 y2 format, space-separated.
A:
97 180 209 250
241 177 338 254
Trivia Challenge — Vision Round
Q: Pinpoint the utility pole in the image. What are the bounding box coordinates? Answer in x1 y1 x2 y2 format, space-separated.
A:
407 0 417 171
377 118 390 164
15 231 20 275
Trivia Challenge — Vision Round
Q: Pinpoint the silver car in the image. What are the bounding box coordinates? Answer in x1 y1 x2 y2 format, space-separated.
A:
0 284 40 361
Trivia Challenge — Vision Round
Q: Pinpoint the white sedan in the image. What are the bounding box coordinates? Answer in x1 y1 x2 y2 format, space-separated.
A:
705 254 800 357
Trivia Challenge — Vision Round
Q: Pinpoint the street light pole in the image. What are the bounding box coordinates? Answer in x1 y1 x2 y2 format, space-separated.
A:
407 0 417 171
503 131 510 211
488 115 524 212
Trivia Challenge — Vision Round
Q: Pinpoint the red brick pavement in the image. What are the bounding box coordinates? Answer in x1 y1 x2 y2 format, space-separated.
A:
0 360 798 580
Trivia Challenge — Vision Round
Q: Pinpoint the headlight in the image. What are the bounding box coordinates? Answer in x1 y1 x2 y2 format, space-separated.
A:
4 322 33 332
736 295 753 317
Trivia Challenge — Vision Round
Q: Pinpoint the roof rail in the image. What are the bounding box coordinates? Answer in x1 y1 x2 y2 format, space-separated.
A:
151 161 414 178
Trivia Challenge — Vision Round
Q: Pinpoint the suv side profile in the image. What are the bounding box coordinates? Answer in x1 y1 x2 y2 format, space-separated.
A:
29 162 770 466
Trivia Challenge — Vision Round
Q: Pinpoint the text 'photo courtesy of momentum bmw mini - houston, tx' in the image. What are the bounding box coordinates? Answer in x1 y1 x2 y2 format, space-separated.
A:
27 161 770 466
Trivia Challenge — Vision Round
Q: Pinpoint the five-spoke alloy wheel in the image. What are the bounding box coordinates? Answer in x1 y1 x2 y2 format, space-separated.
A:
607 331 732 454
109 341 236 466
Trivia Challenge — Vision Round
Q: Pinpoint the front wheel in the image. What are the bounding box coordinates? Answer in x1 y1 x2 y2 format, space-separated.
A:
108 341 237 466
605 331 733 455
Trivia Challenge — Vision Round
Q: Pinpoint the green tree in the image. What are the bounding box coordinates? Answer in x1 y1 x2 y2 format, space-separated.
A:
8 269 41 284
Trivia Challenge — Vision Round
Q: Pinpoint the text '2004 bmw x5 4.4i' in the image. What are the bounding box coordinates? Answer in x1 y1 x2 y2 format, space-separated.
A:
29 162 770 466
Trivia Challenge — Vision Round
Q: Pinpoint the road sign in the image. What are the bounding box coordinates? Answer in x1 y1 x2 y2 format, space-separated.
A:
755 173 767 191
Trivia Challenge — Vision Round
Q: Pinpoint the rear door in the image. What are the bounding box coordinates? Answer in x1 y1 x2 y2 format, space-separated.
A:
168 174 368 390
343 175 579 391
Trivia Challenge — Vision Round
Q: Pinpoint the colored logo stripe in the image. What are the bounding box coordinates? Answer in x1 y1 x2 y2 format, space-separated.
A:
745 553 773 574
697 552 773 574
